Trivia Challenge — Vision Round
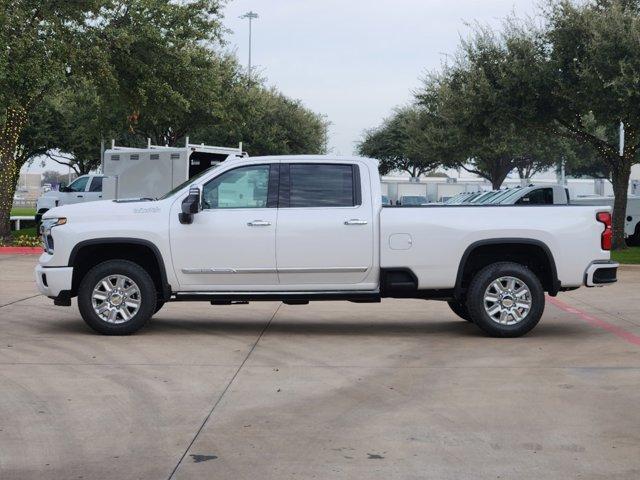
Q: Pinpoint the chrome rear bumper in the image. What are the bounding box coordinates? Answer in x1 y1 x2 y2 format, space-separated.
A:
584 261 619 287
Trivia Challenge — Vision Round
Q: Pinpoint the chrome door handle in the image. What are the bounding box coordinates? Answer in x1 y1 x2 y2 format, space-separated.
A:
344 219 368 225
247 220 271 227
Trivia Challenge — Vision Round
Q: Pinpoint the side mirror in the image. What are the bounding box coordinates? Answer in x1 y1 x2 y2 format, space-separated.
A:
179 187 201 224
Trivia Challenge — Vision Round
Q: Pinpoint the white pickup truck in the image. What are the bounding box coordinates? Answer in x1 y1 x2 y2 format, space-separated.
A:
35 155 618 337
35 174 105 226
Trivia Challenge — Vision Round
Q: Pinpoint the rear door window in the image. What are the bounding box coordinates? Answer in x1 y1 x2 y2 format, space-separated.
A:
287 164 359 208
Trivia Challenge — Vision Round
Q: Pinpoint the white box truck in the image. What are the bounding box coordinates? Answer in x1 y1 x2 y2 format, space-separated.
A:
102 138 244 200
35 139 244 225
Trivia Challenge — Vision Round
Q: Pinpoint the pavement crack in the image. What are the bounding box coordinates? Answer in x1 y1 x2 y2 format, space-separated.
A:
166 302 282 480
0 294 41 309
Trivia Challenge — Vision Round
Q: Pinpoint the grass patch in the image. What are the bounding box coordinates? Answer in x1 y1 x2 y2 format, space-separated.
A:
10 207 36 216
612 246 640 265
11 227 37 239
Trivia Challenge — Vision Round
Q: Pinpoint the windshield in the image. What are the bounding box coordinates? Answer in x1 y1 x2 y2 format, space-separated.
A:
159 164 224 200
67 176 89 192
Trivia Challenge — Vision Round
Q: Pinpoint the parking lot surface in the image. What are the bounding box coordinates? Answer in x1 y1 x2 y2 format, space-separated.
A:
1 254 639 479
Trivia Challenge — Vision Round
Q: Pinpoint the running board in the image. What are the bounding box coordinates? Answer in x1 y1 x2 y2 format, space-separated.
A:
172 290 381 303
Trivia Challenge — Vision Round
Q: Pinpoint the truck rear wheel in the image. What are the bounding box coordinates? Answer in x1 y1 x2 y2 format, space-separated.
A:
78 260 157 335
466 262 544 337
447 300 473 322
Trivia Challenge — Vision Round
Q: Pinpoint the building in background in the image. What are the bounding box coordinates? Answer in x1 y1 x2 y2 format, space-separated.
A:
13 173 43 208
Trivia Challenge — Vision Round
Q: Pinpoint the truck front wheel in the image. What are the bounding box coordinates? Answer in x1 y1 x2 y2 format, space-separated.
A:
78 260 157 335
466 262 545 337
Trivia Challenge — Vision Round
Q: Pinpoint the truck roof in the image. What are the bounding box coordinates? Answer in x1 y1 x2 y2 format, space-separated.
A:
230 154 380 170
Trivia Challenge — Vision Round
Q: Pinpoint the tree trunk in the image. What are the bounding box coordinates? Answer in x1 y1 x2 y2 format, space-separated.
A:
491 171 509 190
610 160 631 250
0 106 28 241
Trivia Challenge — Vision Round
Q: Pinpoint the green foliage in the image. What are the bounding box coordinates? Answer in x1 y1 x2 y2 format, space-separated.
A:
414 29 576 189
357 106 444 176
198 85 328 156
9 1 328 174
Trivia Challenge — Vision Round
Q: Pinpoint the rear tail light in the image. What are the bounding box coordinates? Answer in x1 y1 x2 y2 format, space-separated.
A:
597 211 612 250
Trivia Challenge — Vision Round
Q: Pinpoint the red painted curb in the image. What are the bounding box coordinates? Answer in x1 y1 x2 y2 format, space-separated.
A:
0 247 42 255
547 295 640 347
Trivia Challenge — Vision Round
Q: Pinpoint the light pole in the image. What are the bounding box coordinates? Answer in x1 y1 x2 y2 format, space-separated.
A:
239 11 259 80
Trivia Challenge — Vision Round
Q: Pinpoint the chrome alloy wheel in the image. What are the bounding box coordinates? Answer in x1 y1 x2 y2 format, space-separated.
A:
91 274 142 324
483 276 532 325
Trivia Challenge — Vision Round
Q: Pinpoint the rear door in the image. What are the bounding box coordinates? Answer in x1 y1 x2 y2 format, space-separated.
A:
275 162 374 287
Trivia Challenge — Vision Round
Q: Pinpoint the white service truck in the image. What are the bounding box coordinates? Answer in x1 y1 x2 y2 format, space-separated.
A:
35 155 618 338
35 140 243 226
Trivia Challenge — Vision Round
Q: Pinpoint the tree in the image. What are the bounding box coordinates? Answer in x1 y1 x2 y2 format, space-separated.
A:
0 1 105 239
0 0 227 239
92 0 227 147
543 0 640 247
357 106 444 177
196 84 328 156
415 29 570 190
13 1 326 178
471 1 640 248
41 170 71 188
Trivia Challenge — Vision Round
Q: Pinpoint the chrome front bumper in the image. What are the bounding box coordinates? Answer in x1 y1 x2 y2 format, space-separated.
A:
584 261 619 287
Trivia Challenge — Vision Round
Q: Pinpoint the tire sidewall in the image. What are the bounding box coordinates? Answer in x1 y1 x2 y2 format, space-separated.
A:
447 300 473 322
78 260 157 335
466 262 545 337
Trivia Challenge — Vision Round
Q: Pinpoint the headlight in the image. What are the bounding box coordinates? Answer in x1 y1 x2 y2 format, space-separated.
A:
40 217 67 254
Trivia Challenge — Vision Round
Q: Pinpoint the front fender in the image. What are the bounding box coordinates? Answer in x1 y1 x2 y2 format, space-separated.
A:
37 196 58 211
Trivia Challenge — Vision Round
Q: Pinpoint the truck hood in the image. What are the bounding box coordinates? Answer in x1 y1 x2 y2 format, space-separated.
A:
42 198 170 222
36 190 62 209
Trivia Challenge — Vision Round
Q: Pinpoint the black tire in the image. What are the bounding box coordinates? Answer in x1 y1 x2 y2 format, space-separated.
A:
78 260 157 335
154 300 165 314
466 262 545 338
447 299 473 322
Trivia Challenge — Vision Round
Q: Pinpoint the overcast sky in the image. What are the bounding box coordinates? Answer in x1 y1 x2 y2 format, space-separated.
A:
223 0 539 155
27 0 539 173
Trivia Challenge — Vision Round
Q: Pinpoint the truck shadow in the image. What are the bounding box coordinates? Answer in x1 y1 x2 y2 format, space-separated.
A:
146 318 589 338
41 316 590 338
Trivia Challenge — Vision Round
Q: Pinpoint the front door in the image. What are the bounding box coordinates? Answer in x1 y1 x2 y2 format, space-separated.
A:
61 175 91 205
275 162 374 288
170 163 279 290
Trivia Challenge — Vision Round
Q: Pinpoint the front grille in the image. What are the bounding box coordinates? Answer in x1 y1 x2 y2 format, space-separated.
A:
42 232 54 254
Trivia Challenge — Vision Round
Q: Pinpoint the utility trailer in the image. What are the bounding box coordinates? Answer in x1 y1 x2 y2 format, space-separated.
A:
102 138 245 200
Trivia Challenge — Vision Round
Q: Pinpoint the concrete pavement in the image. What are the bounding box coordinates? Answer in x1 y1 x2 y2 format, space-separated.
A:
0 254 639 479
